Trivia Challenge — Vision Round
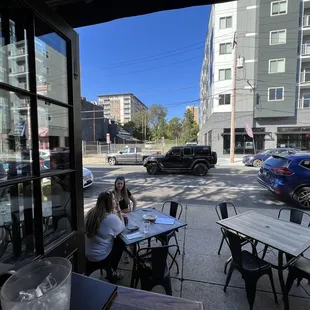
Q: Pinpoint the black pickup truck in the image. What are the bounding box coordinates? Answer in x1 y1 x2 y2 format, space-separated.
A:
143 145 217 176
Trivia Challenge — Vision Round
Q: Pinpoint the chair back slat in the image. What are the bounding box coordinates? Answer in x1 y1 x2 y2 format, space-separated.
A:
215 202 237 220
223 229 243 268
162 201 183 219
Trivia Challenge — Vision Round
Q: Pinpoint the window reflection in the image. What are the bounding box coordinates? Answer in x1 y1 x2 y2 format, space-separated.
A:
0 181 34 263
0 14 30 90
35 17 68 103
37 100 70 171
42 174 72 246
0 89 32 183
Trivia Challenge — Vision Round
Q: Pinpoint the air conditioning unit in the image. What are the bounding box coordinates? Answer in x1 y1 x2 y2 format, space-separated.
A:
237 56 244 69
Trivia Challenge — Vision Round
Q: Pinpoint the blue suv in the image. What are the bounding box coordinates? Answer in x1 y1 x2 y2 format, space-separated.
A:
243 148 300 168
257 153 310 209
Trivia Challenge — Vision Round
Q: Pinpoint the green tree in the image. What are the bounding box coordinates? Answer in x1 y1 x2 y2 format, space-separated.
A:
148 104 167 139
181 109 199 143
167 117 182 140
130 111 150 141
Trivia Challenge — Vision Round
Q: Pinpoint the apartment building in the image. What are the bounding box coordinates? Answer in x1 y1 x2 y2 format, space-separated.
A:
0 18 69 153
98 93 148 125
186 106 199 123
199 0 310 155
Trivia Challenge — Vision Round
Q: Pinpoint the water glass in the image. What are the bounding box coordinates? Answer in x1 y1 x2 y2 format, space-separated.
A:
0 257 72 310
143 221 150 234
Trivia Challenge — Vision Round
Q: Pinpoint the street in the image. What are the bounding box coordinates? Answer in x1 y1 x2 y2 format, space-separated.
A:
83 164 291 213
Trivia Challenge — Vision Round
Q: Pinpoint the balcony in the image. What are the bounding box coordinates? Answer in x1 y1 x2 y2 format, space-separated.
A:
299 98 310 108
301 43 310 56
300 71 310 85
303 15 310 28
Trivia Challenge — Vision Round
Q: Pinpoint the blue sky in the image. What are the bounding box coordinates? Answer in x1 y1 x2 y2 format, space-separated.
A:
76 5 211 119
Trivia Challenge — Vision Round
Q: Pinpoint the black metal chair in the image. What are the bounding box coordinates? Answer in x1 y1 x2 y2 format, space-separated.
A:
286 256 310 298
134 245 178 295
216 202 252 274
262 208 310 260
85 257 113 282
155 201 183 273
222 228 278 310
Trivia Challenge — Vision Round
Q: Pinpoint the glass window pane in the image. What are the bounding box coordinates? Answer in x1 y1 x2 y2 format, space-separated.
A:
279 31 286 43
35 17 68 104
219 95 224 105
219 18 225 29
0 11 30 90
37 100 70 171
270 61 277 73
226 69 231 79
226 17 232 28
225 94 231 105
0 181 35 263
226 43 232 54
278 60 285 72
219 44 225 55
0 89 33 183
272 2 279 14
270 32 278 44
269 89 276 100
276 88 283 99
42 174 72 247
279 1 287 13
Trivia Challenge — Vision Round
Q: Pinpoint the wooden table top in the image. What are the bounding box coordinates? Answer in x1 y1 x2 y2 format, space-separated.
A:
217 211 310 257
119 208 187 246
110 285 204 310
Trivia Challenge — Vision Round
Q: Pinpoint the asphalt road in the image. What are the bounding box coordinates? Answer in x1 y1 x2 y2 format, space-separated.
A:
83 164 291 212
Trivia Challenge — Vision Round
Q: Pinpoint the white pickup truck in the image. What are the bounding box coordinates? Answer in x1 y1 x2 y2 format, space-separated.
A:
107 146 157 166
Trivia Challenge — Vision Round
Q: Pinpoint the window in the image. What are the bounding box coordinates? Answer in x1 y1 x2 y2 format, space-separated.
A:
270 29 286 45
269 58 285 73
300 160 310 170
271 1 287 16
268 87 284 101
219 94 231 105
219 69 231 81
219 16 232 29
170 148 181 156
183 147 193 156
219 43 232 55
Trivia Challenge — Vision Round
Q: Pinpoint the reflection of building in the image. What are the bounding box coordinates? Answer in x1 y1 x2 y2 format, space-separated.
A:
186 106 199 123
199 0 310 155
98 93 148 124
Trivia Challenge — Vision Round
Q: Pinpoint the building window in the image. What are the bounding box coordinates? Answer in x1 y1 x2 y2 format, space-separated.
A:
219 43 232 55
219 94 231 105
271 0 287 16
219 69 231 81
299 94 310 109
268 87 284 101
219 16 232 29
270 29 286 45
269 58 285 73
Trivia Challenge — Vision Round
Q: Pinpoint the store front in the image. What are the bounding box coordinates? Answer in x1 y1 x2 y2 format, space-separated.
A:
0 1 84 272
222 128 267 155
276 127 310 151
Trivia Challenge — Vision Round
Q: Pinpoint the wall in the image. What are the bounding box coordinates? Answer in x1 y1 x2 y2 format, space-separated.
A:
81 98 109 142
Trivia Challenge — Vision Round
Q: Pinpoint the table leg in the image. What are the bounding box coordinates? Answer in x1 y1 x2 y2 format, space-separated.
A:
278 251 289 310
130 243 137 288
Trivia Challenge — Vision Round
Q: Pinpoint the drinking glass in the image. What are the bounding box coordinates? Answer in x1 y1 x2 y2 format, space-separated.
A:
143 221 150 234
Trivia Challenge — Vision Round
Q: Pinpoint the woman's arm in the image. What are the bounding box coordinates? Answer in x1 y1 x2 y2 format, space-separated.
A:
130 195 137 211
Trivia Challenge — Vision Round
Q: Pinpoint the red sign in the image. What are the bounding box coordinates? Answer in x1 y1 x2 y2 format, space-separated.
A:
244 122 253 138
106 133 110 144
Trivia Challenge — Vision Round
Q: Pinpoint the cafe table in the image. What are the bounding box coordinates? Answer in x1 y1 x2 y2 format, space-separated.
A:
217 210 310 310
71 272 203 310
118 207 187 287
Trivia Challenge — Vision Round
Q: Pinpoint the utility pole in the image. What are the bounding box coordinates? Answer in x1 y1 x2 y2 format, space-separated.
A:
144 111 147 141
229 32 237 163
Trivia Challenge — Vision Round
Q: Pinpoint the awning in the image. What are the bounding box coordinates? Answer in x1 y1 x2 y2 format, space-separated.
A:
221 132 271 136
275 131 310 135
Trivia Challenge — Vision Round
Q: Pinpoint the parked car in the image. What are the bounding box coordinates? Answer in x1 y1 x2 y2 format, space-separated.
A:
107 146 156 166
44 159 94 189
257 153 310 209
243 148 300 167
144 141 156 149
143 145 217 176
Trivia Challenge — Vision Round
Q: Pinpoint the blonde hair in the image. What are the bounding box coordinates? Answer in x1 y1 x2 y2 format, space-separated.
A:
85 191 114 238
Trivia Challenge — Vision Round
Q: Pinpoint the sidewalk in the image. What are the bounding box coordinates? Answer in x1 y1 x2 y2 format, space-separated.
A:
87 202 310 309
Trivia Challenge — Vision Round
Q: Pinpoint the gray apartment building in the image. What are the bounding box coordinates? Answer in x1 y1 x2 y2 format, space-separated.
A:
98 93 148 125
199 0 310 155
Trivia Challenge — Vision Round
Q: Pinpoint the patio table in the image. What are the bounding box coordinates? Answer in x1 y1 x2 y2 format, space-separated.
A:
119 207 187 287
217 210 310 310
